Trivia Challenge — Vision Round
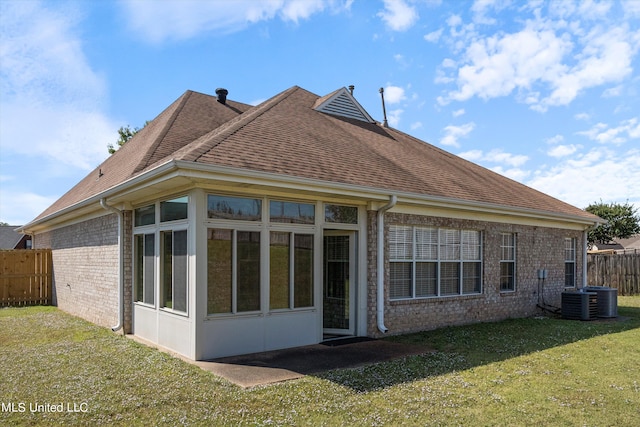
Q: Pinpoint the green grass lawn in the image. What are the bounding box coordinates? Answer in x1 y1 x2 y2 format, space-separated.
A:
1 298 639 426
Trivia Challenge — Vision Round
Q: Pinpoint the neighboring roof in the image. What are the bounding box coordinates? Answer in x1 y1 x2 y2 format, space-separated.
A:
0 225 27 249
616 235 640 250
28 85 601 227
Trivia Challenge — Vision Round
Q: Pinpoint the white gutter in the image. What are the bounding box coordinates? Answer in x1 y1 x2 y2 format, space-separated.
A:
100 198 124 332
377 195 397 333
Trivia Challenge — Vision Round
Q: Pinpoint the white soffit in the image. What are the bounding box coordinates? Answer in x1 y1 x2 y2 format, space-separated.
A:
314 88 375 123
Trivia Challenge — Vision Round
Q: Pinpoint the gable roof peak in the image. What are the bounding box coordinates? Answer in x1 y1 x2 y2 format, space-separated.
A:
313 87 375 123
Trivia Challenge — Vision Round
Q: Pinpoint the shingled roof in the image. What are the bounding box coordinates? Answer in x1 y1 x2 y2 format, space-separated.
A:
30 85 599 225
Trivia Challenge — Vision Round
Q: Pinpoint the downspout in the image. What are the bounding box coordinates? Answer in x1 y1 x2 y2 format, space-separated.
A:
100 198 124 332
582 229 588 289
377 195 397 333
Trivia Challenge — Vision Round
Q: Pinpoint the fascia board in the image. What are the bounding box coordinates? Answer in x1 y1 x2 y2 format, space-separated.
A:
174 161 603 228
20 159 603 234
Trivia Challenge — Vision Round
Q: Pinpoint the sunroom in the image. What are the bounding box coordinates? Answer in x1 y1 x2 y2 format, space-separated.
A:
130 188 367 360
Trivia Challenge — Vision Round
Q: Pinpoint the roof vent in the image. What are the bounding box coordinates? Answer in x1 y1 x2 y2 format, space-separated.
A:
215 88 228 104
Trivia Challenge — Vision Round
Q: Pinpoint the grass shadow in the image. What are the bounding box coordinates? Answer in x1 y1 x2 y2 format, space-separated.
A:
313 303 640 393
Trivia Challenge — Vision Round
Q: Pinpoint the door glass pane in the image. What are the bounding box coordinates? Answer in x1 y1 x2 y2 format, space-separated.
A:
237 231 261 312
270 232 290 309
324 205 357 224
324 235 349 329
207 229 232 314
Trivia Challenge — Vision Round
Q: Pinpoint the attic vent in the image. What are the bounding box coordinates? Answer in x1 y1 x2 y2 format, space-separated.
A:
314 87 374 123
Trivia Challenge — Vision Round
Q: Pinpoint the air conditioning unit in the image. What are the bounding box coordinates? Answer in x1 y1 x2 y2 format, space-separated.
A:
561 291 598 320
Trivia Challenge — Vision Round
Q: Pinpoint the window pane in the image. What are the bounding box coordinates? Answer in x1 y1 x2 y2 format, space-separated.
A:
161 232 173 308
207 229 232 314
160 196 188 222
237 231 261 312
270 232 290 309
462 262 481 294
208 195 261 221
389 225 413 260
440 262 460 295
135 204 155 226
565 262 575 287
390 262 412 299
134 235 144 302
324 204 358 224
172 230 187 312
416 262 437 297
440 229 460 260
462 230 481 260
415 227 438 260
564 238 575 261
500 262 515 291
143 234 154 305
270 201 315 224
294 234 314 308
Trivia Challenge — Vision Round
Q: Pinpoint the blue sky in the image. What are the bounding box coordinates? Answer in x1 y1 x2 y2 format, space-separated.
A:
1 0 639 225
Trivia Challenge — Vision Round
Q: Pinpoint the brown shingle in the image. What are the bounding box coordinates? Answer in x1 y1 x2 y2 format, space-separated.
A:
32 85 598 224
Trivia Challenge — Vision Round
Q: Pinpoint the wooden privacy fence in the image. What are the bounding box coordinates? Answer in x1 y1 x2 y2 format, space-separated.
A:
0 249 52 307
587 253 640 296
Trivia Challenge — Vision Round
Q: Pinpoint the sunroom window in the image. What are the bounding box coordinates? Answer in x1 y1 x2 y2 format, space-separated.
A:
269 232 314 309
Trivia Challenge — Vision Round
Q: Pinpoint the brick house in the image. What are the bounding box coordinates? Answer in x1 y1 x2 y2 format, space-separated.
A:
19 86 602 360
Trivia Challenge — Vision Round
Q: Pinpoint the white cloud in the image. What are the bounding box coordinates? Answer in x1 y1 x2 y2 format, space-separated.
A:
577 118 640 144
0 1 115 170
545 134 564 144
547 144 581 158
424 28 443 42
387 108 404 127
574 112 591 121
459 148 528 167
436 5 640 112
378 0 418 32
410 121 423 130
0 190 58 226
440 122 475 147
120 0 351 43
384 85 406 104
527 147 640 209
452 108 465 117
471 0 511 25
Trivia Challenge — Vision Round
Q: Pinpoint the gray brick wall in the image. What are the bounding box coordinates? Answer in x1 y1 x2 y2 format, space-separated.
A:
34 213 125 329
367 211 584 337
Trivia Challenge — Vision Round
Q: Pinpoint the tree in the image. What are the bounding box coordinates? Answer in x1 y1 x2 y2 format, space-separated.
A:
108 122 148 154
585 201 640 246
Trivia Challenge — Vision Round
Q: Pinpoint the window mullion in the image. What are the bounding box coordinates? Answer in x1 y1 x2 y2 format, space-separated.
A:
289 232 295 309
232 230 238 314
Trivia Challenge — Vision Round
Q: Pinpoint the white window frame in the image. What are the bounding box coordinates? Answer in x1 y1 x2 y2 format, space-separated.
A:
500 233 516 292
389 225 483 300
564 237 576 288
